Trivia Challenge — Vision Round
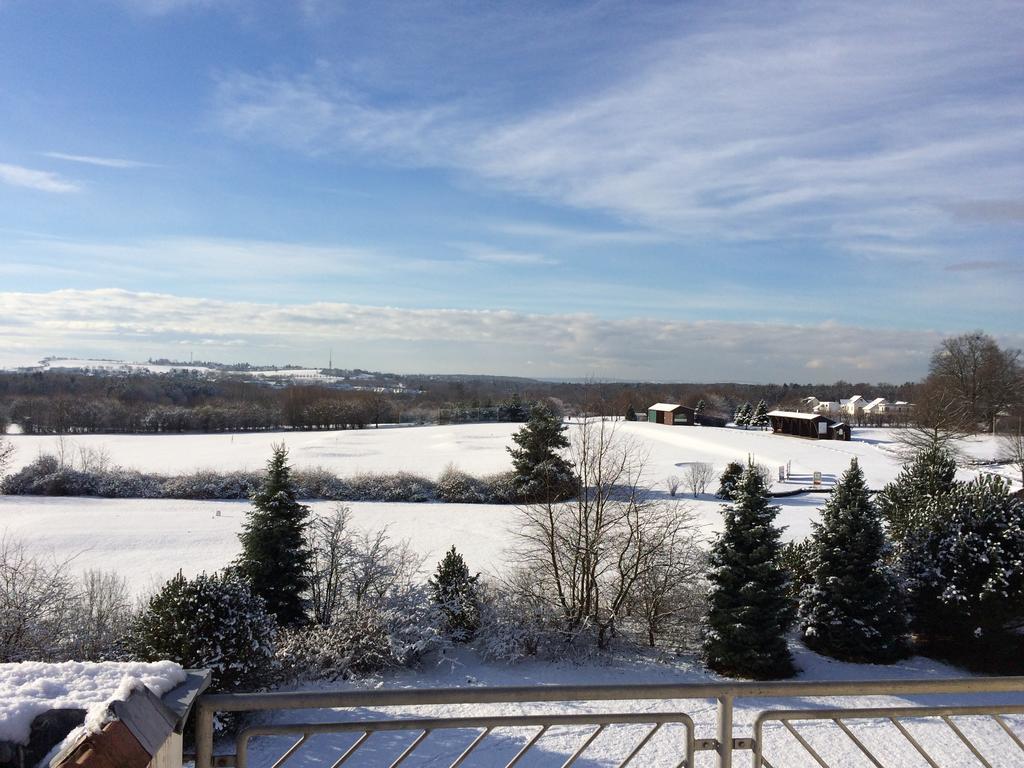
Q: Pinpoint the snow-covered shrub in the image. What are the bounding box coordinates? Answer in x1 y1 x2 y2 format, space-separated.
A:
93 468 163 498
160 469 260 499
479 471 518 503
0 455 100 496
436 464 489 503
277 610 391 681
293 466 352 499
278 589 443 681
902 475 1024 667
475 579 569 662
129 571 277 692
345 472 436 502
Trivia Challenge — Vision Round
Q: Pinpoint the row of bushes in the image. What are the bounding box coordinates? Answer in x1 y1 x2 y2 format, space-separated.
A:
1 454 519 503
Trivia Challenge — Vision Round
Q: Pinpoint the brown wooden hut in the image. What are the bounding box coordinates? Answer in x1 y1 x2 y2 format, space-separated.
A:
767 410 851 441
646 403 695 425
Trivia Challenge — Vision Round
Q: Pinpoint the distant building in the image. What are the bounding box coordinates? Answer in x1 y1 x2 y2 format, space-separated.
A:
802 395 913 425
647 403 695 425
767 410 851 441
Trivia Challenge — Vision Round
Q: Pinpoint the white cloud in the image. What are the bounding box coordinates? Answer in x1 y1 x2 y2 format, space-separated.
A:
213 1 1024 256
0 163 79 193
3 289 1018 382
42 152 157 169
452 242 557 266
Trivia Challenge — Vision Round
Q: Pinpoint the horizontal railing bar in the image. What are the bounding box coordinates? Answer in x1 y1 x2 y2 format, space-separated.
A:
755 704 1024 726
238 711 696 742
199 677 1024 713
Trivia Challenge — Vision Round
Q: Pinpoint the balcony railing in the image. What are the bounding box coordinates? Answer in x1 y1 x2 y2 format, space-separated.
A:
194 676 1024 768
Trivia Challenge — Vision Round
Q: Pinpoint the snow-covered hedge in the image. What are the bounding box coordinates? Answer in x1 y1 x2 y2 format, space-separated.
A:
1 454 520 503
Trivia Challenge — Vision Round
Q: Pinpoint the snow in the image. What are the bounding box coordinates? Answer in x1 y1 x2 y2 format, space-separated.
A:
0 423 1015 597
232 644 1024 767
8 421 1011 490
38 358 214 375
0 497 515 596
0 660 184 746
2 423 1021 765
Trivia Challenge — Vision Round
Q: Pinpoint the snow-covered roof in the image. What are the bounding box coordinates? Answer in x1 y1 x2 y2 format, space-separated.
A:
648 402 685 412
0 661 185 746
767 410 823 420
863 397 887 410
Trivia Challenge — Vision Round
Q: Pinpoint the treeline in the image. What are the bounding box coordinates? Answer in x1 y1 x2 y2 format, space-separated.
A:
0 366 924 435
0 371 402 434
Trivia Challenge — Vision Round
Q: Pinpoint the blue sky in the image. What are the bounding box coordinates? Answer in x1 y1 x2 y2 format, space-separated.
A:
0 0 1021 381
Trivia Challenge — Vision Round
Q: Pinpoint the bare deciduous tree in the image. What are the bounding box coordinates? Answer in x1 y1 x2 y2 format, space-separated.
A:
928 331 1022 432
307 505 357 625
76 445 112 473
511 417 705 649
666 475 681 497
684 462 715 498
894 378 970 462
0 535 78 662
629 514 706 647
306 505 422 625
69 569 132 659
999 429 1024 488
0 437 13 478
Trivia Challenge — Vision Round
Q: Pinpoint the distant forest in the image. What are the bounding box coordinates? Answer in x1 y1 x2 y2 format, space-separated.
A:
0 368 920 434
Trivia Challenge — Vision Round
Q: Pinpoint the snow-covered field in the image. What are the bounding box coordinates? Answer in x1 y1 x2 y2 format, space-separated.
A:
3 421 1022 766
0 422 1014 596
4 421 1009 484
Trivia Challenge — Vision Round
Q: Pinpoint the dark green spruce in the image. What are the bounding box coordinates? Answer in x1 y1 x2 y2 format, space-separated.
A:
877 442 958 547
800 459 909 663
702 464 796 679
507 402 575 502
234 443 312 626
428 546 481 641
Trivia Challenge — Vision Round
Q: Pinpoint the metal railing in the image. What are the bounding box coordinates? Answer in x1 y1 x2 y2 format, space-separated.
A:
194 677 1024 768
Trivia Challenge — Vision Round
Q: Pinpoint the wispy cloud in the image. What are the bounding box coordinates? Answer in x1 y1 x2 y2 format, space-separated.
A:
42 152 157 169
0 163 80 193
3 289 1019 381
213 1 1024 258
488 221 666 247
453 242 557 266
945 260 1024 274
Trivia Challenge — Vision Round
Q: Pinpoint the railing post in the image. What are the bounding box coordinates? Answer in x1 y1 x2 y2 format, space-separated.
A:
195 700 213 768
718 694 734 768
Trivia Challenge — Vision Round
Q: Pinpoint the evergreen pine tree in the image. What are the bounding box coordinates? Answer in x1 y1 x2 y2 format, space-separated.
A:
503 393 528 422
507 402 575 502
734 402 752 428
428 546 481 641
902 475 1024 657
235 443 312 626
625 404 637 422
800 459 908 663
703 465 796 679
751 400 769 430
716 461 744 500
877 442 958 547
695 399 706 415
